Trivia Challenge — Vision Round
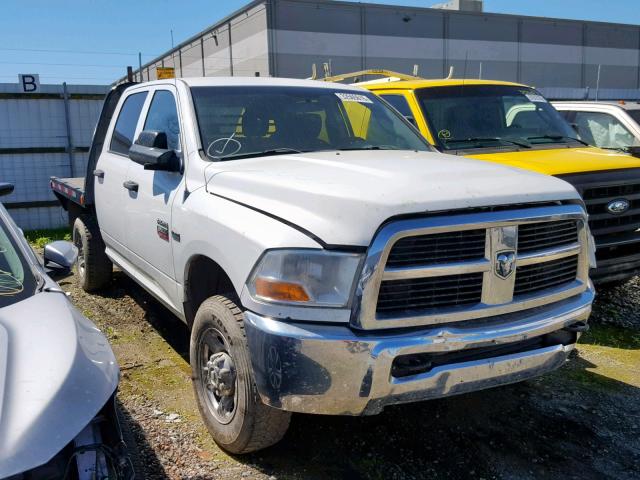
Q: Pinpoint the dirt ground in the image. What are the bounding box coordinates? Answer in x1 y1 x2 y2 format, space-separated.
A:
56 269 640 480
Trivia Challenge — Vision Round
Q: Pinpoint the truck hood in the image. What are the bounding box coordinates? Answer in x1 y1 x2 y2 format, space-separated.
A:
467 146 640 176
205 150 581 246
0 291 119 478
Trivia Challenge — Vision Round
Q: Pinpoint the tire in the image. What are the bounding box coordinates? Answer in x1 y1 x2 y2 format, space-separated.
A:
190 295 291 454
72 214 112 292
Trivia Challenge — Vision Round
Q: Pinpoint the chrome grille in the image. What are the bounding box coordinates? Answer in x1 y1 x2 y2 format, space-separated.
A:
514 256 579 296
377 273 483 315
353 205 590 330
386 230 485 268
518 220 578 254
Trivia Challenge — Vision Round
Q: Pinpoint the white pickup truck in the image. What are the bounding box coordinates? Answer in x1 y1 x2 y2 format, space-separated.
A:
52 77 595 454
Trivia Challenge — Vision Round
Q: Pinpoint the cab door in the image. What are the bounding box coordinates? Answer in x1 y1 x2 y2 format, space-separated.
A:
94 89 148 248
122 86 184 309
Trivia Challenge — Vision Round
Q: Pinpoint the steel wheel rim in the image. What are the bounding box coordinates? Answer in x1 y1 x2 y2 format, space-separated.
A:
197 327 238 424
74 233 85 277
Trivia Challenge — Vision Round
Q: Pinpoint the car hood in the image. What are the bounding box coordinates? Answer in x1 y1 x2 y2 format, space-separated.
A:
205 150 581 246
467 146 640 176
0 290 119 478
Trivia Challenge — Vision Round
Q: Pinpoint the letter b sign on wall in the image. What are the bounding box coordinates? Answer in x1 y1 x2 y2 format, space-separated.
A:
18 74 40 93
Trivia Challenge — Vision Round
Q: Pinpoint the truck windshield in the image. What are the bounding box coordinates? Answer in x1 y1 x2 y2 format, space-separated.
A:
190 86 430 160
415 85 579 151
0 215 37 308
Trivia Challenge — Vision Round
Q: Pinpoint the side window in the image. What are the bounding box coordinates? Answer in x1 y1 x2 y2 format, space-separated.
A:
110 92 148 155
144 90 181 150
380 94 413 118
573 111 638 149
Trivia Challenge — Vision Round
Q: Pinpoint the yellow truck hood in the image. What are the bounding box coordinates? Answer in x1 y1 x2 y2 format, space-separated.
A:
466 147 640 176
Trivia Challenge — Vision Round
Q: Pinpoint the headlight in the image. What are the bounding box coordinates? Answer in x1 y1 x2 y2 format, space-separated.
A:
248 249 363 307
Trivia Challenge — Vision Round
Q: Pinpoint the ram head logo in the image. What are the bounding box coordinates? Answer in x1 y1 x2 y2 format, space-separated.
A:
495 251 516 279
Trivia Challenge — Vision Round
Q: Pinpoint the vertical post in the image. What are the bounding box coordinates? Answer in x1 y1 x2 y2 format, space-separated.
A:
200 37 206 76
479 62 483 79
516 19 522 83
127 66 133 82
228 22 234 76
138 52 143 81
596 64 601 101
62 82 75 177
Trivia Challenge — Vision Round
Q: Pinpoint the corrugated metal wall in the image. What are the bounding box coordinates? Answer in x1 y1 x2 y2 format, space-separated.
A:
137 2 269 81
122 0 640 100
0 83 107 230
269 0 640 99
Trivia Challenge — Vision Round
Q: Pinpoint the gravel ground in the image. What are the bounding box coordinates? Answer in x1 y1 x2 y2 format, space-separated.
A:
55 270 640 480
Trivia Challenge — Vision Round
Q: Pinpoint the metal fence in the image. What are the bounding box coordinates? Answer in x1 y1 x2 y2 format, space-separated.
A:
0 82 107 230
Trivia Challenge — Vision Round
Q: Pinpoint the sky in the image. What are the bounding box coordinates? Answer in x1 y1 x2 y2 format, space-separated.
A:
0 0 639 85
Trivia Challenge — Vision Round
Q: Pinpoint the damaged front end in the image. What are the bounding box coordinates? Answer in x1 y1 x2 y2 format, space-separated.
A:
6 395 136 480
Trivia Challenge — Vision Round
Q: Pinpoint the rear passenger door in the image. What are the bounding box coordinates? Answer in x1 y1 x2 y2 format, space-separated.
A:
122 86 184 309
95 89 148 248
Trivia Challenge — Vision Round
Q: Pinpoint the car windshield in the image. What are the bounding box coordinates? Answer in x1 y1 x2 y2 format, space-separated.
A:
415 85 579 151
190 86 430 160
0 214 37 308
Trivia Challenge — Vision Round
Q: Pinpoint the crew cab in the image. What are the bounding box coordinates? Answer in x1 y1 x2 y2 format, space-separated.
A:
349 71 640 285
52 77 595 454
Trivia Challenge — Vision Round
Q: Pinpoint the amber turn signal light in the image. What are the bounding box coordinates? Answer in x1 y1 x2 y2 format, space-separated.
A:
254 277 311 302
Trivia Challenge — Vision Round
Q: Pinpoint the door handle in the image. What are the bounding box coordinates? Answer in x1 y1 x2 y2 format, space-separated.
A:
123 180 139 192
93 169 105 179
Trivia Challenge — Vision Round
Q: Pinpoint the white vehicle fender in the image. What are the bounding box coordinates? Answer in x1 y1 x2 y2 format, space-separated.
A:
171 187 321 304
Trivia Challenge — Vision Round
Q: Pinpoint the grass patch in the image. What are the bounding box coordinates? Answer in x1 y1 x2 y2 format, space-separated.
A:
579 324 640 350
24 227 71 249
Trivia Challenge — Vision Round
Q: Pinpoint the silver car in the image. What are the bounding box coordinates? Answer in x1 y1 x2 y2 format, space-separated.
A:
0 184 136 479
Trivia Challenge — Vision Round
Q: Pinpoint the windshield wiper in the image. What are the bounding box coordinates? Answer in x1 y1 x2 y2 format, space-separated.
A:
217 147 304 161
526 135 589 146
335 145 398 151
444 137 531 148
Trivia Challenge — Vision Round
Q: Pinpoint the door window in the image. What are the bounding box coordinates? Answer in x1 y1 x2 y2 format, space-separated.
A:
110 92 148 155
144 90 181 150
379 94 412 117
572 111 639 149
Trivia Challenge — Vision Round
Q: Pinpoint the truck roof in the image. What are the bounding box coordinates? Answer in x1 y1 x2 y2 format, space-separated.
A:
553 100 640 111
362 78 527 91
134 76 368 91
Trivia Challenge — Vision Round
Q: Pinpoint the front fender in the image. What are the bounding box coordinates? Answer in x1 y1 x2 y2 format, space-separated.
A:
172 188 321 302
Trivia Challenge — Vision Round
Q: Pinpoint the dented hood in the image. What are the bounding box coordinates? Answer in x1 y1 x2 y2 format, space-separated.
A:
205 150 581 246
0 291 119 478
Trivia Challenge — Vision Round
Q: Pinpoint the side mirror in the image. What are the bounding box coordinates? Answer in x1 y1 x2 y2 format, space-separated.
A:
626 145 640 158
128 130 180 172
44 240 78 276
0 183 14 197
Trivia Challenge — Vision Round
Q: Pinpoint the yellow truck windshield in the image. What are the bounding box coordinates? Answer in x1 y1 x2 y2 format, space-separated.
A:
415 85 580 151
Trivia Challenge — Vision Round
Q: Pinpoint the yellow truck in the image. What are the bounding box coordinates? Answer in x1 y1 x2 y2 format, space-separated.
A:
325 70 640 285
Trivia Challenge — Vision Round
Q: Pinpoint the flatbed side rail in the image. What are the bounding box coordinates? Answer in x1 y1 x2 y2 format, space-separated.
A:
50 176 86 208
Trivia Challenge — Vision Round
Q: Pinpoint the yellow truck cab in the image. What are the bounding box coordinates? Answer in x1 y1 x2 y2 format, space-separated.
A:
332 71 640 284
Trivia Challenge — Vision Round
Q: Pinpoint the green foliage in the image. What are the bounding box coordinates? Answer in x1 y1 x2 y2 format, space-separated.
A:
24 228 71 249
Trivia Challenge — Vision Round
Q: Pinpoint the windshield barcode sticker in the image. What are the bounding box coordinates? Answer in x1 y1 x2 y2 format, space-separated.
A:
335 92 373 104
525 93 547 103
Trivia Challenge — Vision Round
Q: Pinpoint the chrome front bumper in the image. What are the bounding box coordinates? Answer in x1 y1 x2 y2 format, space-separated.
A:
244 288 594 416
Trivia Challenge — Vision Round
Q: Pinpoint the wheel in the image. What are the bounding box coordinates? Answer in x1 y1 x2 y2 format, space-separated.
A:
190 295 291 454
72 214 112 292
